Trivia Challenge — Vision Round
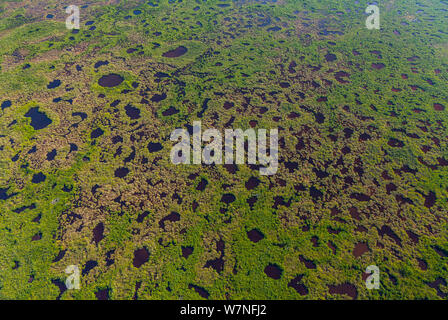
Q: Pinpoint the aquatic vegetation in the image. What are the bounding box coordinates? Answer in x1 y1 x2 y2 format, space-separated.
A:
0 0 447 300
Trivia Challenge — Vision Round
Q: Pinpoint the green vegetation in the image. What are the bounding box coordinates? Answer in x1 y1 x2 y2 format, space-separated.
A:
0 0 447 300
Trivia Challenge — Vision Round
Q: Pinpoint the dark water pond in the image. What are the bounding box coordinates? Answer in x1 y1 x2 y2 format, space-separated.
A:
245 177 260 190
388 138 404 148
98 74 124 87
13 203 36 213
133 247 150 268
205 257 224 273
371 63 385 70
115 167 129 178
70 143 78 152
93 222 104 244
264 264 282 279
350 192 370 202
95 288 110 300
328 283 357 299
91 128 104 139
47 79 61 89
162 46 188 58
247 196 257 210
325 53 337 62
106 250 115 266
151 93 167 102
424 191 436 208
378 225 402 246
133 281 142 300
309 186 323 200
162 106 179 116
25 107 52 130
221 193 236 204
433 245 448 258
47 149 57 161
288 275 308 295
137 210 150 223
52 249 66 263
82 260 98 276
196 178 208 191
159 211 180 229
1 100 11 110
434 103 445 111
148 142 163 152
51 279 66 299
267 26 281 32
247 229 264 243
299 255 316 269
94 60 109 68
125 104 141 119
124 147 136 163
32 232 42 241
417 258 427 271
189 284 209 299
353 242 369 257
182 246 194 258
0 187 17 200
334 71 350 83
32 172 46 183
155 71 170 78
